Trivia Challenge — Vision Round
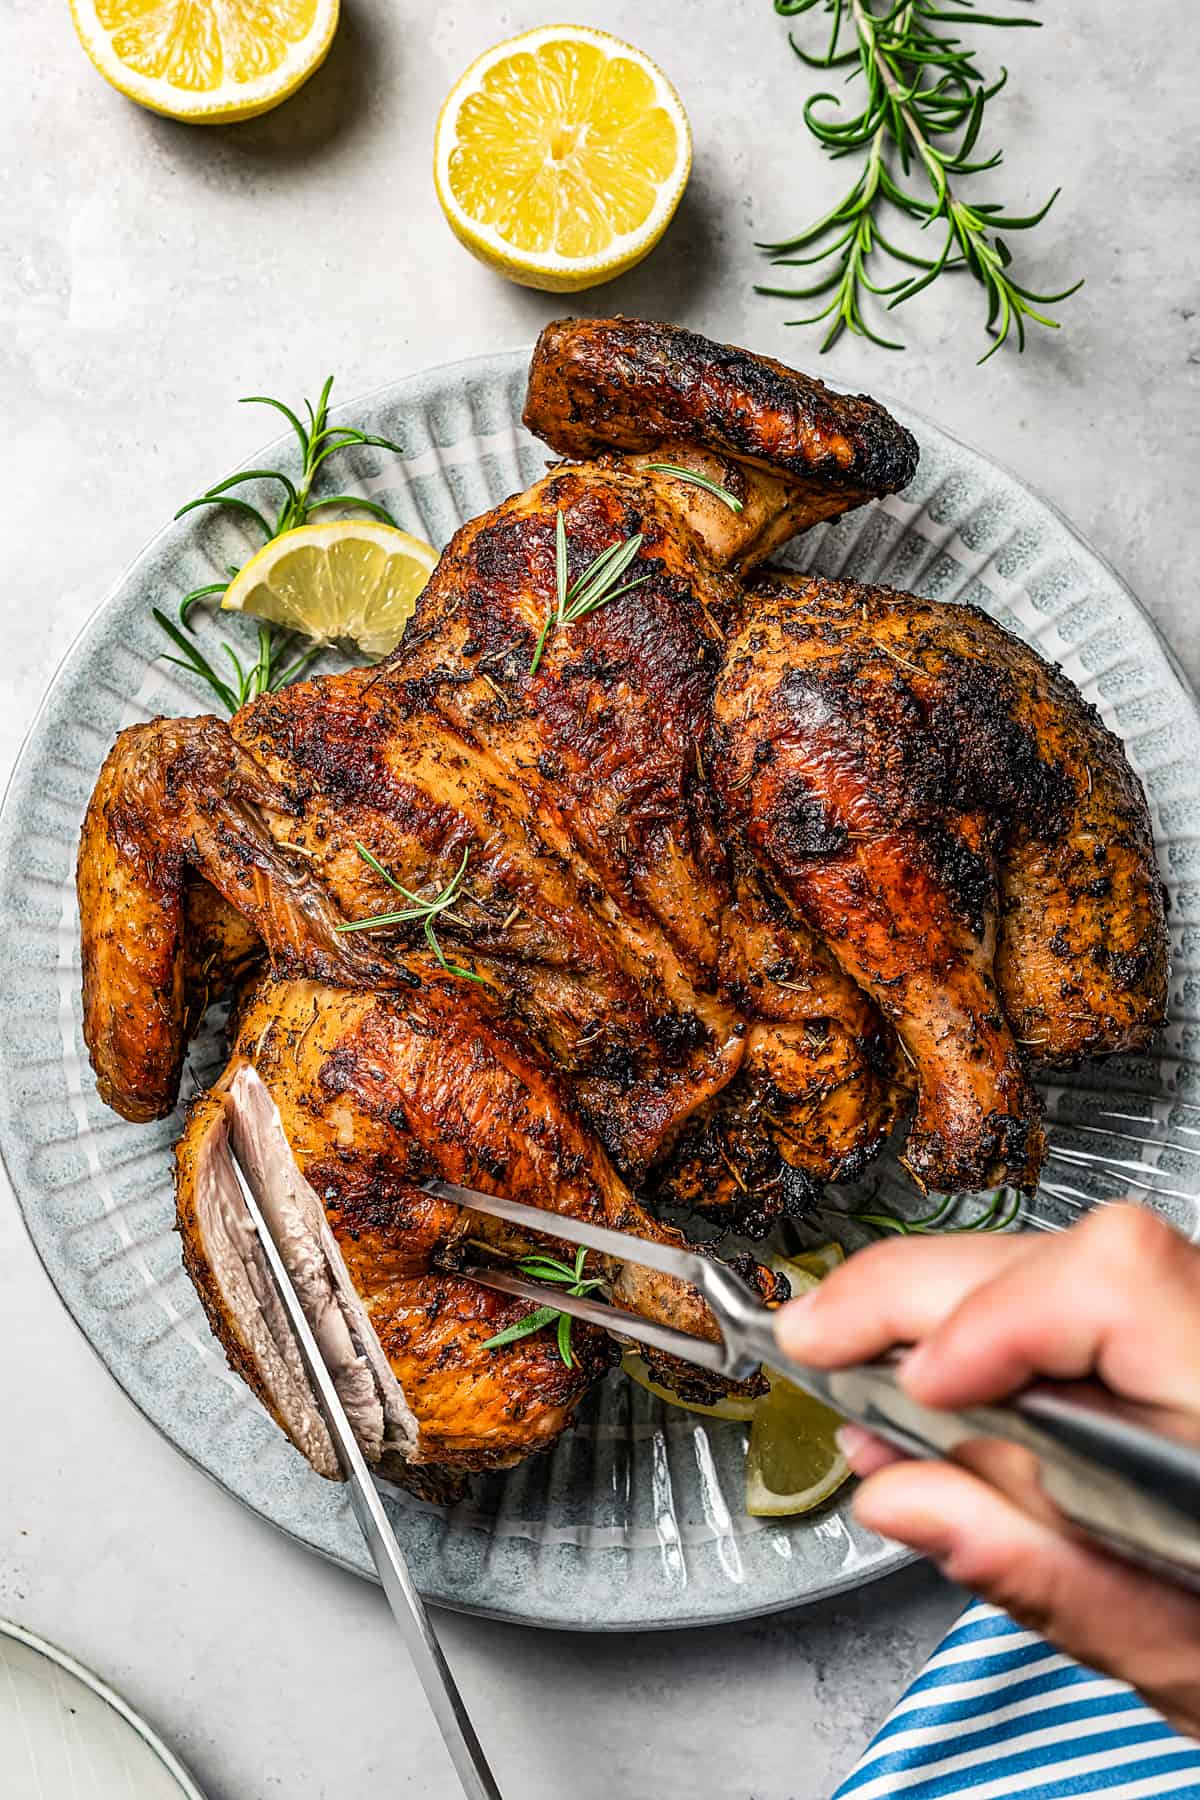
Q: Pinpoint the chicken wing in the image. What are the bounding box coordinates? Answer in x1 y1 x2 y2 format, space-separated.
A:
525 316 919 565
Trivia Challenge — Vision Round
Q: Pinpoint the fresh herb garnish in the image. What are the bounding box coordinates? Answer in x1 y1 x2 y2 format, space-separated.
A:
643 463 745 514
159 377 404 713
153 609 322 713
757 0 1082 361
480 1246 606 1368
529 510 652 675
836 1186 1022 1236
335 841 486 985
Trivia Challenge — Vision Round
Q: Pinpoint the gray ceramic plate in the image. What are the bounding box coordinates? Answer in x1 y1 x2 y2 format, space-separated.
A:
3 347 1199 1631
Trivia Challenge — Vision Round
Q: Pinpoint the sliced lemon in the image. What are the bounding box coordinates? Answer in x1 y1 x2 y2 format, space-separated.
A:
745 1245 850 1514
221 522 438 656
746 1376 851 1518
434 24 691 293
69 0 339 124
621 1354 759 1422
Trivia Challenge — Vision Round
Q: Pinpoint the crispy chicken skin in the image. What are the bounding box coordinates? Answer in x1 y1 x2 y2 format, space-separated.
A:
181 878 262 1027
77 714 412 1121
525 317 919 562
226 438 905 1209
177 977 784 1487
713 573 1168 1191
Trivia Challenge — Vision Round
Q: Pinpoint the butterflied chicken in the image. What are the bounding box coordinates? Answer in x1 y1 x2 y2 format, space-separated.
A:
77 316 1167 1491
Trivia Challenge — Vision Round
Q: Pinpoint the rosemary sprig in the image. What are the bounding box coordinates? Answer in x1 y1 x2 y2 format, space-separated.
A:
160 377 404 713
838 1186 1022 1235
153 608 322 713
758 0 1082 361
480 1246 606 1368
335 841 486 985
529 511 652 675
643 463 745 514
176 377 403 621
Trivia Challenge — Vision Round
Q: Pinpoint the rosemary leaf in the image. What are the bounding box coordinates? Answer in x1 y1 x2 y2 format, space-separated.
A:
335 843 486 984
530 513 652 671
157 376 405 714
644 463 745 514
480 1306 563 1351
480 1246 605 1365
834 1186 1023 1236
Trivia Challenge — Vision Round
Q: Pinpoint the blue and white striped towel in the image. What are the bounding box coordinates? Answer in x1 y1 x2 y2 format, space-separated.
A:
833 1601 1200 1799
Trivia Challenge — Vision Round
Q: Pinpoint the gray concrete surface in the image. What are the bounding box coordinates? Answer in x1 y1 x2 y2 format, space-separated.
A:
2 1 1197 1795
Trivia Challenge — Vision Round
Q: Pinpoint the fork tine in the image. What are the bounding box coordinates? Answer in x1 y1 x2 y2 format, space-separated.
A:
463 1266 730 1373
425 1178 711 1286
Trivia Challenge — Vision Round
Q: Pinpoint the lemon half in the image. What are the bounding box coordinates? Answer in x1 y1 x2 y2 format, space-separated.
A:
434 25 691 292
221 521 438 657
744 1378 851 1518
69 0 339 123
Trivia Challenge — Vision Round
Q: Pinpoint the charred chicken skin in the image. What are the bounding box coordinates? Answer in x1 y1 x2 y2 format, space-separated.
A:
77 317 1167 1490
713 573 1167 1191
177 979 784 1495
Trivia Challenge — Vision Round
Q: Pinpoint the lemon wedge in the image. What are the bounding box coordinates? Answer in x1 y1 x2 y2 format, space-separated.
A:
69 0 339 123
221 522 437 657
745 1247 850 1516
434 24 691 292
745 1377 851 1518
774 1241 846 1285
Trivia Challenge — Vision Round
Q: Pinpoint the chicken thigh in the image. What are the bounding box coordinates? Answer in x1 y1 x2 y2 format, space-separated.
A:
713 572 1168 1191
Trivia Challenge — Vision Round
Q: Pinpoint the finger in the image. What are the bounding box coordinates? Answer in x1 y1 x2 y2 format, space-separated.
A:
853 1458 1200 1738
776 1232 1035 1367
901 1205 1200 1412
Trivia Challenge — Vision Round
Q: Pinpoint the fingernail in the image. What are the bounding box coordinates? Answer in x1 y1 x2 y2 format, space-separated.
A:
835 1424 875 1468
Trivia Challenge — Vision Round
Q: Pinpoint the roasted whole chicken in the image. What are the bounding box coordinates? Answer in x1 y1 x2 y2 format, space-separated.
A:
78 318 1168 1496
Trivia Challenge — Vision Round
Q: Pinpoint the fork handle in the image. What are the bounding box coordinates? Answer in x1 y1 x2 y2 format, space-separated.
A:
747 1319 1200 1592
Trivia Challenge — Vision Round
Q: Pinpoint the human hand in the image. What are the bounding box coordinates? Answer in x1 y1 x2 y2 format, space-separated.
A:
776 1205 1200 1736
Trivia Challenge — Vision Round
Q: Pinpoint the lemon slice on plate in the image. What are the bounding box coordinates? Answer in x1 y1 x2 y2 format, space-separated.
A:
222 522 437 657
745 1376 851 1518
434 24 691 293
774 1241 846 1285
621 1243 852 1514
746 1247 850 1516
69 0 339 124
